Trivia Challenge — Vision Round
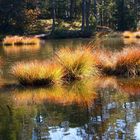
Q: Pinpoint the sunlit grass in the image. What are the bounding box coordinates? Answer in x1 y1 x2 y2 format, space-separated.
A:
92 47 140 77
11 60 63 86
123 31 133 38
115 47 140 76
92 49 116 74
56 47 98 81
3 36 40 46
133 31 140 38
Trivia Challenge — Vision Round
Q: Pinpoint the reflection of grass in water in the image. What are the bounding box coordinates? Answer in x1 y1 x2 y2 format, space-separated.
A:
117 78 140 95
12 78 97 107
95 76 118 89
3 44 41 54
95 76 140 96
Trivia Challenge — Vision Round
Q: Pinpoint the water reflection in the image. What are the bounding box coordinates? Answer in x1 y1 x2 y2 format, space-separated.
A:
0 38 140 140
0 77 140 139
12 79 97 107
3 45 41 55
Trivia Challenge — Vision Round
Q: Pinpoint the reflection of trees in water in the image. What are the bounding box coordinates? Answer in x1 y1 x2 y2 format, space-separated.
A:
0 77 140 139
0 94 36 140
87 78 140 140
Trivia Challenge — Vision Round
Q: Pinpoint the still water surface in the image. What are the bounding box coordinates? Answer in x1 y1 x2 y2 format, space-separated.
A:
0 37 140 140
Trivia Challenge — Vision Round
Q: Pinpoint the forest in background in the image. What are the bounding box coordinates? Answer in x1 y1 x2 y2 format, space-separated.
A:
0 0 140 36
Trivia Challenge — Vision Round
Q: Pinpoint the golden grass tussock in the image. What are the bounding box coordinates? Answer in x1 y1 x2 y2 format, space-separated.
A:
115 47 140 76
10 45 140 87
123 31 133 38
3 36 40 46
123 38 137 45
92 47 140 77
55 47 98 81
11 60 63 86
123 31 140 45
133 31 140 38
92 49 116 74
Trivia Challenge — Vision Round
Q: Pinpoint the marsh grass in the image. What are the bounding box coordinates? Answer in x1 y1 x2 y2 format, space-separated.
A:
123 31 133 38
115 47 140 76
92 49 115 74
92 47 140 77
3 36 40 46
11 60 63 86
10 45 140 87
55 47 98 82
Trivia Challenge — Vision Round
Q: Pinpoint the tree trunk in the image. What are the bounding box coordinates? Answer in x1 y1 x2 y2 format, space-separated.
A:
81 0 86 31
86 0 91 30
93 0 97 20
70 0 74 20
52 0 56 32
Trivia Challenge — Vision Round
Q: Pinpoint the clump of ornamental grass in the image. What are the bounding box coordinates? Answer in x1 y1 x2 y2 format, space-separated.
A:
114 47 140 77
133 31 140 38
92 47 140 77
11 60 63 86
55 47 98 81
123 31 133 38
3 36 40 46
92 49 116 75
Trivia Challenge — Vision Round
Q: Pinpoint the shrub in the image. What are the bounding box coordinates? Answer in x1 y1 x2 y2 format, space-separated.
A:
11 60 63 86
55 48 98 81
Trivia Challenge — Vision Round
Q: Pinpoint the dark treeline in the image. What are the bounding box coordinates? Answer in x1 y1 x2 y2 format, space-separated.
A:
0 0 140 35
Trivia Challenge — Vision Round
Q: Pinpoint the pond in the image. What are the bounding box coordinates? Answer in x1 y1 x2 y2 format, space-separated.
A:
0 37 140 140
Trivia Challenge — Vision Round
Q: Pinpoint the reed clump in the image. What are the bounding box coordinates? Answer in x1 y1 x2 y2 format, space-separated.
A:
94 47 140 77
11 46 140 86
114 47 140 76
92 49 116 75
3 36 40 46
11 60 63 86
123 31 133 38
55 48 98 81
